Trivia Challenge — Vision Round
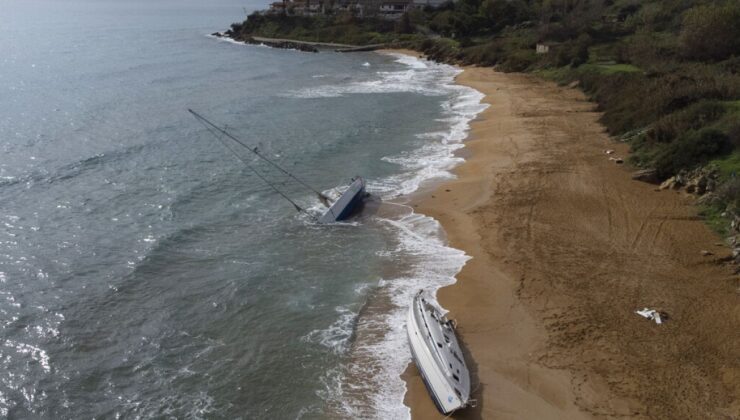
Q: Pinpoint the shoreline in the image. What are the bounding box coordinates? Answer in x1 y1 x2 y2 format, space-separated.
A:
396 61 739 417
210 32 387 53
403 67 590 419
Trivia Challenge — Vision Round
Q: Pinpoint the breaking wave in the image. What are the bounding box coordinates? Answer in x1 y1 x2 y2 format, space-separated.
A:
283 53 459 99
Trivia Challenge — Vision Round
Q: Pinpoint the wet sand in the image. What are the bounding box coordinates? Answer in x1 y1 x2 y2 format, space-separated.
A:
402 66 740 419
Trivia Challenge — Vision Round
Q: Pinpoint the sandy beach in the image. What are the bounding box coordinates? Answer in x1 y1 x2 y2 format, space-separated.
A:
401 65 740 419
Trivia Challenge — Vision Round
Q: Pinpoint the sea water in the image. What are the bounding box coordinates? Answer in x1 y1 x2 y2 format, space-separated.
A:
0 0 486 417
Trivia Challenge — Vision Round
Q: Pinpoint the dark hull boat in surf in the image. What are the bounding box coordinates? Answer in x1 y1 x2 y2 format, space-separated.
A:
318 177 366 223
188 109 367 223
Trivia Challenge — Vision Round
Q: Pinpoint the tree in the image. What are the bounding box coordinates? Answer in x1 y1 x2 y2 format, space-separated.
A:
455 0 481 16
480 0 515 31
571 33 591 66
396 12 413 34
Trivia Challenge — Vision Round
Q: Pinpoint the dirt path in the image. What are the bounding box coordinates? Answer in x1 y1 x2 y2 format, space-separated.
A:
405 68 740 419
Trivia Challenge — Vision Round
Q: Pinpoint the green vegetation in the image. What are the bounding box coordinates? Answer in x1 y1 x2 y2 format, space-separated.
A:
699 203 729 235
231 14 417 45
230 0 740 231
712 152 740 180
580 63 641 75
680 3 740 62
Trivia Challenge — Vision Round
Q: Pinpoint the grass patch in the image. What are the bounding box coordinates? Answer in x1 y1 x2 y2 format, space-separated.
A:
533 66 572 82
710 152 740 180
699 204 730 235
723 100 740 112
580 63 642 75
588 43 619 63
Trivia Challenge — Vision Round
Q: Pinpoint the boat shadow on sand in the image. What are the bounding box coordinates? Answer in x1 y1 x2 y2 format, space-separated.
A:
455 331 483 419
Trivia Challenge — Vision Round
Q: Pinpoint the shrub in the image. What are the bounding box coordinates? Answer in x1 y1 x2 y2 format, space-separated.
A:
538 22 578 42
546 33 593 67
572 70 654 134
655 128 732 178
621 31 680 70
715 177 740 214
500 49 537 72
459 41 504 66
417 37 460 62
623 1 693 33
680 3 740 62
571 33 592 66
649 101 727 143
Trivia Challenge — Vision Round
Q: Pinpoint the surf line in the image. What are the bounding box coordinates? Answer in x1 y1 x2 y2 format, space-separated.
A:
188 109 367 223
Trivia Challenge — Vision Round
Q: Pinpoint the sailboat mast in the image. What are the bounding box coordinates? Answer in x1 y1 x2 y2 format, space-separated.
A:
188 109 329 203
193 115 315 218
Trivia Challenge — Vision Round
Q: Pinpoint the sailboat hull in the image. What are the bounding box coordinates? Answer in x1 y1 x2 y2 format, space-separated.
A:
408 332 448 414
318 177 366 223
406 292 471 414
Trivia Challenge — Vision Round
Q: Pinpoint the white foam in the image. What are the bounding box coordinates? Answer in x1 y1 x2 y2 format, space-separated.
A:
206 34 270 49
301 305 358 355
207 34 246 46
369 65 487 199
391 53 428 69
284 53 459 99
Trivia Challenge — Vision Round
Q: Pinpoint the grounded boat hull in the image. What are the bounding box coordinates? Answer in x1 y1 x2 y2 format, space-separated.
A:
408 332 449 414
406 292 471 414
318 177 366 223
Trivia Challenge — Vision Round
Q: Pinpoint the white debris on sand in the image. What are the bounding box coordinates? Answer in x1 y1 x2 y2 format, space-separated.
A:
636 308 663 324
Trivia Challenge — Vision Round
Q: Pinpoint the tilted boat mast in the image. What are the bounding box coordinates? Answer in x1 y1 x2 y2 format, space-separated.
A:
195 118 306 213
189 109 328 217
188 109 330 204
189 109 367 223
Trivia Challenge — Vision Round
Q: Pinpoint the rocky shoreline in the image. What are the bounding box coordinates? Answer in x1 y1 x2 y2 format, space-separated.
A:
211 31 319 53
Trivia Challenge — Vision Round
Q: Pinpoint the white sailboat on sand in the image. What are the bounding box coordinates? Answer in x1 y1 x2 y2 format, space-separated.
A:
406 291 473 414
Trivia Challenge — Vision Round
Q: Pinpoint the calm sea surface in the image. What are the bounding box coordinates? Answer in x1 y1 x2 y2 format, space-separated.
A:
0 1 485 417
